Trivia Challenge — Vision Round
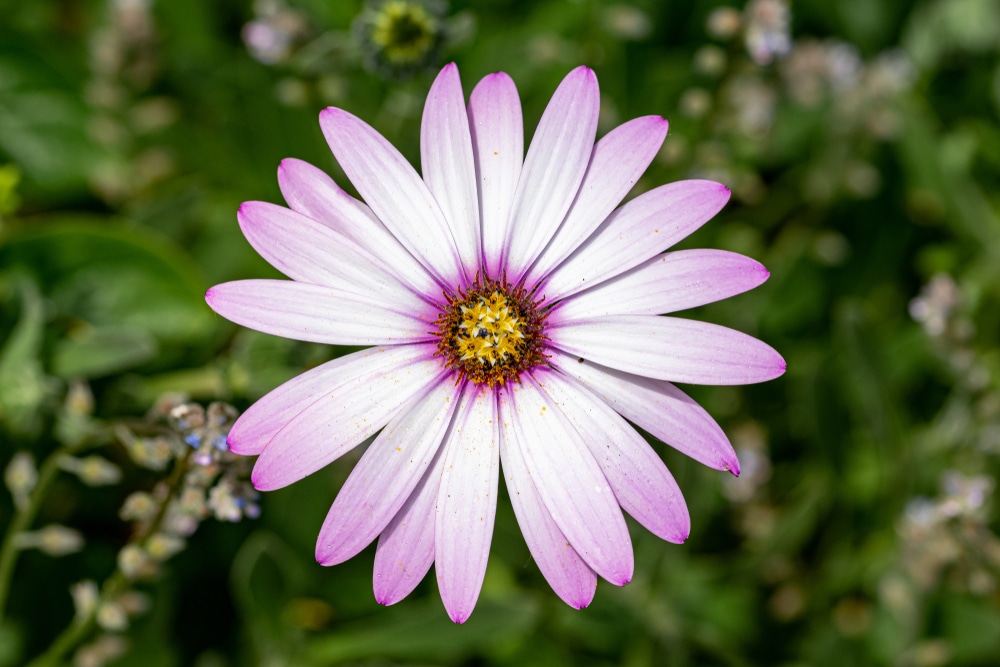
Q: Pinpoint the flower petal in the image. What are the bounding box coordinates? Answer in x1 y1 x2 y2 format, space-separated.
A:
549 315 786 385
498 395 597 609
507 371 634 585
550 349 739 473
372 443 445 606
540 180 731 301
524 116 669 287
230 347 400 456
320 107 466 286
205 280 436 346
421 63 480 279
251 344 442 490
503 67 599 281
554 249 770 319
277 158 442 300
316 378 462 566
469 72 523 279
238 201 421 303
435 385 500 623
540 372 690 543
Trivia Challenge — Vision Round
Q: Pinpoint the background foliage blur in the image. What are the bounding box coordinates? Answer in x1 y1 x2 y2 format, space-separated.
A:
2 0 1000 665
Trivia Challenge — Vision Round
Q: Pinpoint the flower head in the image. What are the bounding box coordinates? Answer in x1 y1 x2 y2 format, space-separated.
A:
354 0 447 79
206 63 785 622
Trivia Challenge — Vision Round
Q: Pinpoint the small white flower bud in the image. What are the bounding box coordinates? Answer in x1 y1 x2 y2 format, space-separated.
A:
13 524 85 556
146 533 185 560
65 381 95 416
58 455 122 487
96 602 128 631
707 7 742 39
71 580 100 618
116 591 151 615
117 544 155 579
119 491 158 522
79 456 122 486
4 451 37 509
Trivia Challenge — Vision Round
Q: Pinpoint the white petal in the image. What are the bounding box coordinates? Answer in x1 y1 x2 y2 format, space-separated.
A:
435 385 500 623
206 280 436 346
540 372 690 543
549 315 786 385
372 447 443 605
550 349 739 473
469 72 523 279
554 249 769 319
237 201 422 303
503 67 599 281
320 107 466 286
524 116 669 287
251 346 443 490
498 394 597 609
421 63 480 279
540 180 731 301
506 372 634 585
277 158 443 300
316 379 462 566
229 347 402 456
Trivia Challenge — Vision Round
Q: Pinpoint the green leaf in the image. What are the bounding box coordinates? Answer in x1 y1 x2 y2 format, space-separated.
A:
0 52 103 197
50 326 158 379
0 620 24 667
230 532 309 664
938 595 1000 664
0 274 53 435
0 217 216 376
303 596 540 664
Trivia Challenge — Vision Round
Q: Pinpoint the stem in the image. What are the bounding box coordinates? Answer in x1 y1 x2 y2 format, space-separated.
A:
0 445 70 622
25 449 193 667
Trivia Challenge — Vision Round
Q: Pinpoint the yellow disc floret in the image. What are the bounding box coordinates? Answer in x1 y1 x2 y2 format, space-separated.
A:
434 277 547 387
457 291 525 365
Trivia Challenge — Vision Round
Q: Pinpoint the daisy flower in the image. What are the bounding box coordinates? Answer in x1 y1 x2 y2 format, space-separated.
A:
206 63 785 623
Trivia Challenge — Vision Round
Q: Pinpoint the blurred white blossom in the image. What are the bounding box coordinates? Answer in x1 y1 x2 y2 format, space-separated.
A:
744 0 791 65
910 274 960 337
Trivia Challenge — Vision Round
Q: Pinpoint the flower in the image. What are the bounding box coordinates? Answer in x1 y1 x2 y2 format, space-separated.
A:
206 63 785 622
354 0 447 79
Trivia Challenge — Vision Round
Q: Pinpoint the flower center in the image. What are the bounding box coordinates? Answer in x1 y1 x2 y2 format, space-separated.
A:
434 277 547 387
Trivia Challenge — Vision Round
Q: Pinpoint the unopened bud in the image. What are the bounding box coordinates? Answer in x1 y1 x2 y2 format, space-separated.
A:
65 381 95 416
59 455 122 487
707 7 742 39
120 491 158 522
74 634 128 667
118 544 155 579
146 533 185 560
96 602 128 631
16 524 85 556
4 451 37 508
116 591 151 615
71 580 100 618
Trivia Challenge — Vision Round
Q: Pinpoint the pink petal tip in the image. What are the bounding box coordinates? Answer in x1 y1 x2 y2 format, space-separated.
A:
225 433 248 456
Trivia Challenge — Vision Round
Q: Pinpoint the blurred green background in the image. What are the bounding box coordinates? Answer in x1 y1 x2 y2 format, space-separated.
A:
2 0 1000 665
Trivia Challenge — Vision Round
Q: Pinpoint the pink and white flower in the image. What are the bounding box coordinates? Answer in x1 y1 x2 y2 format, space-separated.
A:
206 63 785 623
